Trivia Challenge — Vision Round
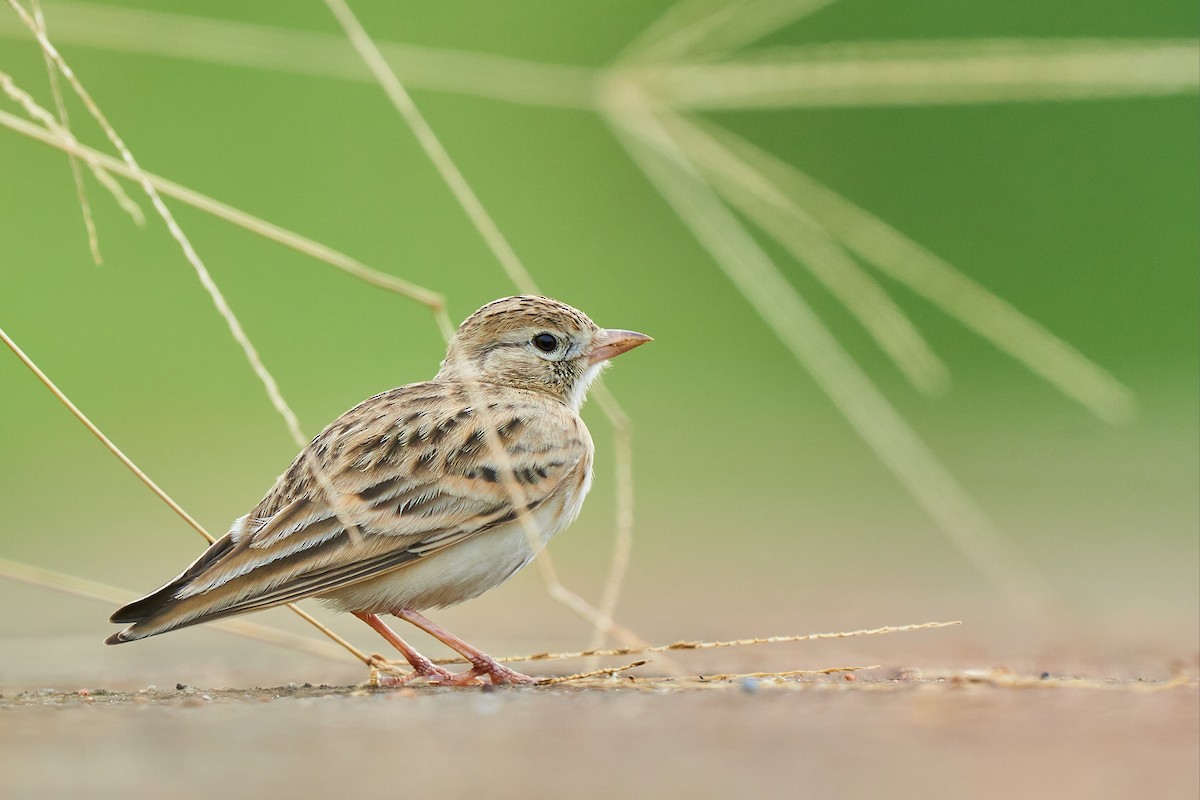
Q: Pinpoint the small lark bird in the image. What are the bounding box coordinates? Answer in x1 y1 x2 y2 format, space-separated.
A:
107 296 650 685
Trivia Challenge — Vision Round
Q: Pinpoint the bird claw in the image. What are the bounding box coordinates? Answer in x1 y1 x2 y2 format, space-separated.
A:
374 665 458 687
459 660 537 686
369 653 459 686
433 669 485 687
361 613 536 687
413 661 536 687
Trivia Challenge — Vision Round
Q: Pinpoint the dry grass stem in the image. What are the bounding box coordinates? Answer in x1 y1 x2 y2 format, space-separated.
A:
1 95 640 661
365 619 951 683
366 659 650 686
4 28 396 652
0 323 374 665
536 660 649 685
6 2 1173 693
320 0 539 293
321 0 649 655
617 0 840 66
367 619 951 683
29 0 98 263
396 620 963 666
586 382 636 655
7 0 314 455
4 0 649 664
0 324 210 541
0 0 595 108
644 39 1200 109
11 0 403 558
613 0 730 64
10 0 470 567
679 665 879 682
4 6 1194 112
0 71 141 226
656 107 950 394
0 557 356 662
603 85 1043 610
0 109 444 309
77 153 144 224
696 119 1137 424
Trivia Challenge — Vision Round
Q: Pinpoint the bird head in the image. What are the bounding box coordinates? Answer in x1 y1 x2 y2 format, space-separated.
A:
436 295 651 410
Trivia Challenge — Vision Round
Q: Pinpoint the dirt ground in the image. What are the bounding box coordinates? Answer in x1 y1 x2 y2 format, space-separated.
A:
2 666 1196 800
2 560 1197 799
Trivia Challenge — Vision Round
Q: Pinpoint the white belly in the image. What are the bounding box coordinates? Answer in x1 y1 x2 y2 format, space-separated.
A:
319 473 590 613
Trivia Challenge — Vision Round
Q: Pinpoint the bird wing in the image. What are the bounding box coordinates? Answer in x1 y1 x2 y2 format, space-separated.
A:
109 382 589 639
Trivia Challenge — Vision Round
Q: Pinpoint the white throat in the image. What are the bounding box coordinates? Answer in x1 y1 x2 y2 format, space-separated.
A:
568 361 609 412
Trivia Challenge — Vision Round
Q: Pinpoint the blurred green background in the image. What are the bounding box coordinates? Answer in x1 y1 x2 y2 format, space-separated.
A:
0 0 1196 686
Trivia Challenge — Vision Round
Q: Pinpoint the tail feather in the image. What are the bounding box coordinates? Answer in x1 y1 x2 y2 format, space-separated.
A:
105 610 212 644
105 629 144 645
109 581 182 625
105 532 239 644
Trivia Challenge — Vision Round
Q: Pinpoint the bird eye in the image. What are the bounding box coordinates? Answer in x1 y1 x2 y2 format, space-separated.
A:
531 333 559 353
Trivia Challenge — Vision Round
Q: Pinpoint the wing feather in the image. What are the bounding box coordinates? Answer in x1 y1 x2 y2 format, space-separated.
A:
108 381 589 640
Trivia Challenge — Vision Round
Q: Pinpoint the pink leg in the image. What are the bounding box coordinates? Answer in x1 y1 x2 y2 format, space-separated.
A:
393 608 537 685
353 612 465 685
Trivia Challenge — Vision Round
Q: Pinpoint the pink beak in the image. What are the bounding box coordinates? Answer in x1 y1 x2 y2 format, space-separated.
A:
589 329 652 365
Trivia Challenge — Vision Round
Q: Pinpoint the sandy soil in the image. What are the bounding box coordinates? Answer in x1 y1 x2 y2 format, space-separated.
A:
2 565 1197 800
2 669 1196 800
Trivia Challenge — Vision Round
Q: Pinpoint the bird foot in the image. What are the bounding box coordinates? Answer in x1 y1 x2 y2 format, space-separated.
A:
368 655 532 687
456 658 537 686
369 653 459 686
383 608 537 685
413 661 535 686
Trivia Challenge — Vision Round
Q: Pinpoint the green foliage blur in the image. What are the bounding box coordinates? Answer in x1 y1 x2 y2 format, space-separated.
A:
0 0 1196 652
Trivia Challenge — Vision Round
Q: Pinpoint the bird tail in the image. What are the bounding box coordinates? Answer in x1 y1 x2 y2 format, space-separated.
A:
105 533 239 644
105 584 182 643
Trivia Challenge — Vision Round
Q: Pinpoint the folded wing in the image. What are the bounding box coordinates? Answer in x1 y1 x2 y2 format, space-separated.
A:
107 382 588 642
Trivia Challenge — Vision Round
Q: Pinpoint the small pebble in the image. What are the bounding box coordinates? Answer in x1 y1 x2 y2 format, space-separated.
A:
1040 672 1051 680
740 677 761 694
